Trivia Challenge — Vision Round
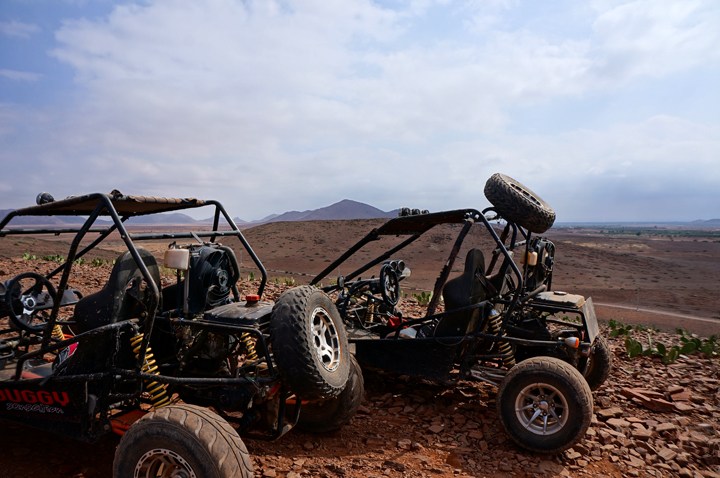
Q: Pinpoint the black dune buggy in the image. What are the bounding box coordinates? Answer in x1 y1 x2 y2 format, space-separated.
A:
0 192 360 477
311 173 611 454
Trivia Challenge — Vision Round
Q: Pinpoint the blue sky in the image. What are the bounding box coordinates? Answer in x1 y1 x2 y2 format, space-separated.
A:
0 0 718 222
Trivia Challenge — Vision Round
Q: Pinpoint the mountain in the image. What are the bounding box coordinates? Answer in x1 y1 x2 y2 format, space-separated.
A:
266 199 394 223
0 200 394 226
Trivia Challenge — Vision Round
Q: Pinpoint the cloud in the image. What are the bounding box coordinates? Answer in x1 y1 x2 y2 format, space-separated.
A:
0 20 40 38
590 0 720 81
0 69 41 82
1 0 718 222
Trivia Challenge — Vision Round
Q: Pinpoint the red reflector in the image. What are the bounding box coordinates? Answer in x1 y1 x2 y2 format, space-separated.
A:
245 294 260 303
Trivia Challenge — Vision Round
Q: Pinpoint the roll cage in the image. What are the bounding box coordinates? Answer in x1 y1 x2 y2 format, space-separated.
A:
0 193 276 436
310 207 539 320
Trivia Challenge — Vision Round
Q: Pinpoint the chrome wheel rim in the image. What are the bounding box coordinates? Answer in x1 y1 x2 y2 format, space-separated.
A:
514 382 568 435
311 307 341 372
134 448 196 478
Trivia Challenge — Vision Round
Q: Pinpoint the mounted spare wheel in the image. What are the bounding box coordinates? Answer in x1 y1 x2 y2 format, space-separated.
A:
113 404 253 478
484 173 556 234
271 286 350 400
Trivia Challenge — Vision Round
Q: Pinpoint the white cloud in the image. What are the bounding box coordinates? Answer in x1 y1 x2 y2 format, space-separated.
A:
0 69 41 82
0 0 717 221
0 20 40 38
591 0 720 81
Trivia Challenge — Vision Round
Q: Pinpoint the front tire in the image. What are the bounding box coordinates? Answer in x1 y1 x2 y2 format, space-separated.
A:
271 286 350 400
297 354 364 433
497 357 592 454
113 404 253 478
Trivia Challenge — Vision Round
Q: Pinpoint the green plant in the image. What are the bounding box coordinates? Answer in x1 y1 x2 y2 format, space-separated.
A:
41 254 65 263
283 277 296 286
248 271 255 282
413 291 432 307
22 252 37 261
608 319 633 337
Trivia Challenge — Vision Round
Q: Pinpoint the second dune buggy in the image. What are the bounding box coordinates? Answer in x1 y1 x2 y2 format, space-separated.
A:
311 173 611 454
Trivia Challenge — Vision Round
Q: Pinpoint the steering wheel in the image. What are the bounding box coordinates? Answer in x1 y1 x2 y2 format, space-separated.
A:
4 272 57 332
379 264 400 306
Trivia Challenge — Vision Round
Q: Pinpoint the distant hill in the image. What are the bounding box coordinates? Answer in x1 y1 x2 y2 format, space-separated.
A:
268 199 394 223
4 201 720 228
0 199 394 226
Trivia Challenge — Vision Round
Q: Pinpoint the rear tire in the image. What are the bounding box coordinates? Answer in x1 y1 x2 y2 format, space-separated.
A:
583 336 612 391
484 173 556 233
113 404 253 478
271 286 350 400
297 354 364 433
497 357 592 454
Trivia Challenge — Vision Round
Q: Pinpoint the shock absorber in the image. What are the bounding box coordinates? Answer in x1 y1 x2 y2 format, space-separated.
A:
488 310 516 368
52 324 65 341
240 332 259 362
130 333 171 409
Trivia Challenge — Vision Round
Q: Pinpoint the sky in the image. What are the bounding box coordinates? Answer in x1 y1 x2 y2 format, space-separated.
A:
0 0 718 222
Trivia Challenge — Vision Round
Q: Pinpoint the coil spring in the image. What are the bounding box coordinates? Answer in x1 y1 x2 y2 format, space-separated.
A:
240 332 259 362
488 311 516 368
130 333 171 409
52 324 65 341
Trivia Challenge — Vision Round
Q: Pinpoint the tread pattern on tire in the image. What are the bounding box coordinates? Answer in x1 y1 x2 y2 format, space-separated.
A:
497 356 593 454
113 403 253 478
271 285 350 400
484 173 556 234
298 354 364 433
584 336 612 391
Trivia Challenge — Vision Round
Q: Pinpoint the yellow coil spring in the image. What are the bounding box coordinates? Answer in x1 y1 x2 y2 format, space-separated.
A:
52 325 65 341
489 312 516 368
240 332 259 362
130 333 171 409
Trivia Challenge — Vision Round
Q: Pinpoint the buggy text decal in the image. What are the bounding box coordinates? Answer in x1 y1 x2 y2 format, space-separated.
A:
0 388 70 413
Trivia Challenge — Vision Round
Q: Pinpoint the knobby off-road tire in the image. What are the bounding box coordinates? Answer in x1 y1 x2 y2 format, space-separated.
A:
484 173 556 234
297 354 364 433
271 286 350 400
497 356 593 454
583 336 612 391
113 403 253 478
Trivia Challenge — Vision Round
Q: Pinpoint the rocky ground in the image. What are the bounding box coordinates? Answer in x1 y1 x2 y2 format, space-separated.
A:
246 285 720 478
0 258 718 478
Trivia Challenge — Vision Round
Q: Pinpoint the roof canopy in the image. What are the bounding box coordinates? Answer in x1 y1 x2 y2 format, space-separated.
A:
9 192 207 218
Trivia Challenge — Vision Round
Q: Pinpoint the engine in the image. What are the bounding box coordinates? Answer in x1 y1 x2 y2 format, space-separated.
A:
163 244 240 316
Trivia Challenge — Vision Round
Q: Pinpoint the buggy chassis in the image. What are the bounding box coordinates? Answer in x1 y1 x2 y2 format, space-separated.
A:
311 174 610 453
0 192 353 477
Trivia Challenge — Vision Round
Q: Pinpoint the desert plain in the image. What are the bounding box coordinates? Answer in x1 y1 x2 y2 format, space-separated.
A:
0 219 718 477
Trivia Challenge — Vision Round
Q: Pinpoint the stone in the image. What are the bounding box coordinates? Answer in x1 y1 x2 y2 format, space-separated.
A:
597 406 624 419
655 423 678 433
658 448 678 462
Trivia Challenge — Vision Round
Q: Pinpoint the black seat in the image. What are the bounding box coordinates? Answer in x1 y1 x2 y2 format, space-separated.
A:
73 248 161 333
435 249 490 337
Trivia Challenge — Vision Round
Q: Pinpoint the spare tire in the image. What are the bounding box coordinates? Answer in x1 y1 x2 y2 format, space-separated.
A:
271 286 350 400
484 173 556 234
297 354 364 433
